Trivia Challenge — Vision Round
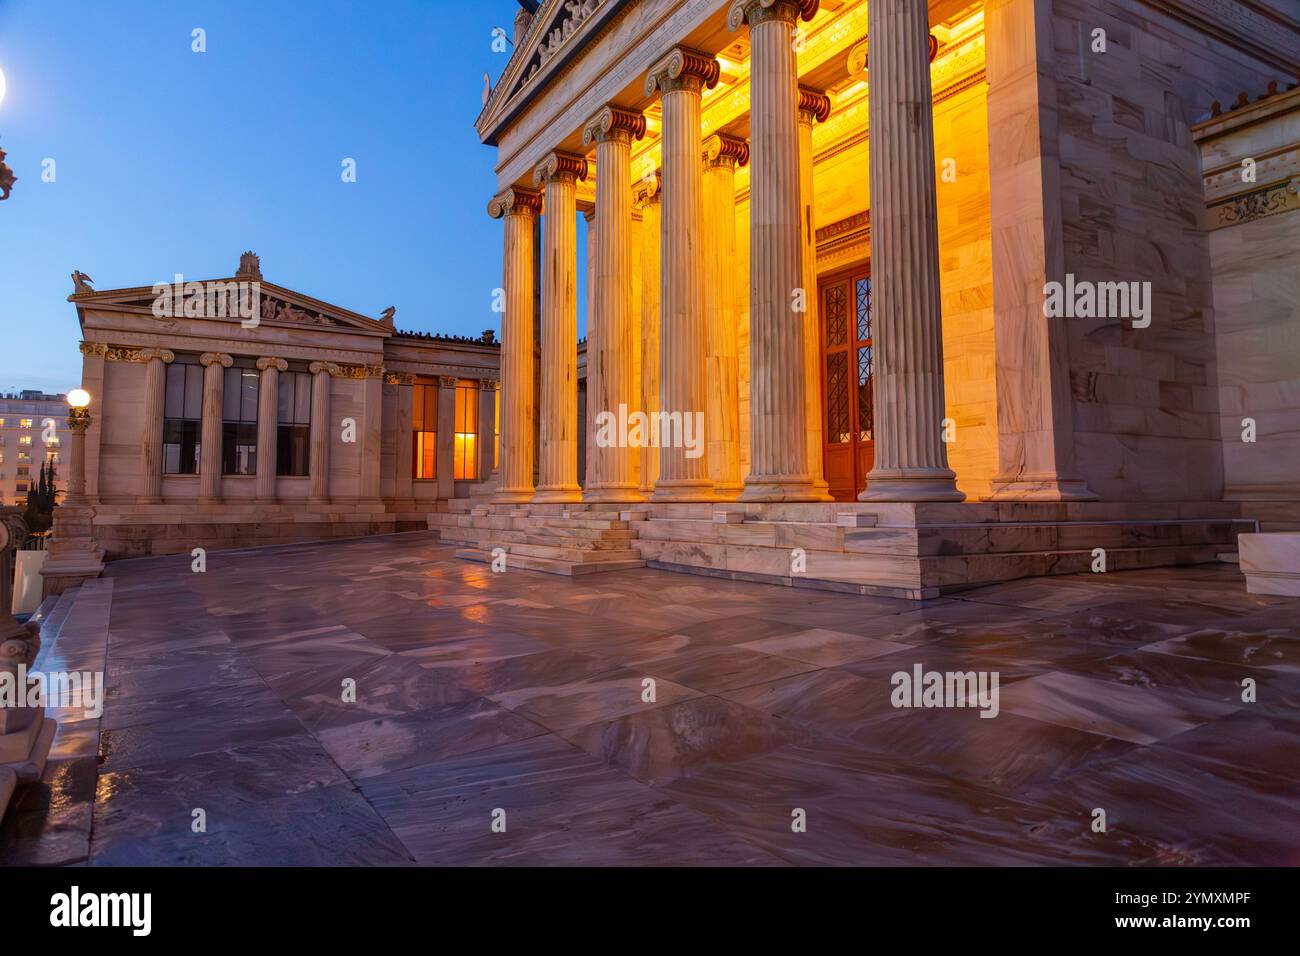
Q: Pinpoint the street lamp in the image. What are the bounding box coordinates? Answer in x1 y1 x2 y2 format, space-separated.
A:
64 389 91 504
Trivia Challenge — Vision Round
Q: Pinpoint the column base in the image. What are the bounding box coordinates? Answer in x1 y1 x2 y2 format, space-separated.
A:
984 473 1098 502
198 496 223 506
739 475 820 503
859 468 966 502
712 482 745 502
494 488 536 504
651 479 717 503
136 495 163 505
532 485 583 504
583 484 647 504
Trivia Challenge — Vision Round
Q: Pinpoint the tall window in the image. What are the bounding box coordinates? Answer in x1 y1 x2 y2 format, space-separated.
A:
412 383 438 480
277 369 312 477
163 357 203 474
222 362 260 475
454 381 479 480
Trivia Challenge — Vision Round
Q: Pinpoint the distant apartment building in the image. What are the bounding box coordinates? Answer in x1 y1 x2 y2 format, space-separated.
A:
0 390 70 507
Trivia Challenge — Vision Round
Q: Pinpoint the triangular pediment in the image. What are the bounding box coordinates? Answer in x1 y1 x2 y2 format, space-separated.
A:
477 0 629 146
69 278 394 335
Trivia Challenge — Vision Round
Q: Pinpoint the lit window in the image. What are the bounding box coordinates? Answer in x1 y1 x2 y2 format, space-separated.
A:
19 418 32 428
277 370 312 477
412 383 438 480
163 357 203 474
221 363 260 476
454 382 478 481
17 451 30 462
18 435 31 446
45 451 59 463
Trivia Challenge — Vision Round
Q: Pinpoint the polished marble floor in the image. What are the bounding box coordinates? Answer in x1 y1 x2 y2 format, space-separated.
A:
2 531 1297 866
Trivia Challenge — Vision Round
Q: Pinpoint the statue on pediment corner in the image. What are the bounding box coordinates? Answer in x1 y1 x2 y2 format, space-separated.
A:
71 270 95 294
0 146 15 201
379 306 396 327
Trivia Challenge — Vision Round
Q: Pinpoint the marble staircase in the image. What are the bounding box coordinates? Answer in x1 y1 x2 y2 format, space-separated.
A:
430 498 1248 598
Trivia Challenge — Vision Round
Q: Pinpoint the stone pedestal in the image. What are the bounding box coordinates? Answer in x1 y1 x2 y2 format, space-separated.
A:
0 614 55 823
41 407 104 597
646 47 719 503
1239 533 1300 597
859 0 964 502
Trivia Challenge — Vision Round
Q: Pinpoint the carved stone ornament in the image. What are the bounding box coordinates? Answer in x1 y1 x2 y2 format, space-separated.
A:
702 133 751 169
582 105 647 148
645 47 721 97
797 86 832 124
727 0 819 32
532 151 588 187
487 186 543 220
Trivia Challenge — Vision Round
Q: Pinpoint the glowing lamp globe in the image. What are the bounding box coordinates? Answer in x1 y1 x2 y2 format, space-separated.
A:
68 388 91 409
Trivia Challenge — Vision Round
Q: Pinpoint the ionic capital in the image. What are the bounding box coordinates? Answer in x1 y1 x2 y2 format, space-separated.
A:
702 133 750 169
644 47 720 97
200 352 233 369
532 151 588 188
797 87 832 125
582 105 647 148
632 169 662 208
480 378 500 391
727 0 818 31
309 361 341 376
487 186 542 220
438 375 459 389
846 33 939 75
384 371 416 386
256 356 289 372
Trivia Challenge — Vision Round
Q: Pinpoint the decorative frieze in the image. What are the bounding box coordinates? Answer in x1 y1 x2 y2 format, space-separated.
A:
1207 178 1300 229
79 343 175 364
383 371 416 386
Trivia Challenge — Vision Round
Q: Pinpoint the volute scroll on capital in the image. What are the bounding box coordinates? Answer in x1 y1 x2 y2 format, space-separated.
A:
644 47 721 97
632 168 662 208
256 356 289 373
200 352 234 369
309 360 342 377
487 186 543 220
702 133 751 169
727 0 819 32
847 33 940 76
797 87 832 124
480 378 500 391
532 151 588 188
582 105 647 148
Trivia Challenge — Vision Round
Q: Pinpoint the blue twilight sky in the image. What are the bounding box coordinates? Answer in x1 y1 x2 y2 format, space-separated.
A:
0 0 589 395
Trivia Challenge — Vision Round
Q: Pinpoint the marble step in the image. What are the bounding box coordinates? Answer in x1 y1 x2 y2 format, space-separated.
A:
472 528 635 550
455 548 645 576
533 516 630 531
482 540 643 563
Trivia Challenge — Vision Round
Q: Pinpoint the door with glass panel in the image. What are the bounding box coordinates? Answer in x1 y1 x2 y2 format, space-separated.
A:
819 268 875 501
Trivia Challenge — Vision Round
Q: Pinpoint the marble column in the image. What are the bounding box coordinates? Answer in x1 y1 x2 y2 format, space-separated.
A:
255 357 287 502
859 0 964 501
646 47 719 502
488 187 541 503
436 375 458 500
583 105 647 502
198 352 232 504
729 0 819 502
532 151 587 503
360 371 384 504
583 208 598 490
477 379 498 482
138 348 175 504
797 88 835 502
701 133 748 500
307 362 335 504
635 172 662 496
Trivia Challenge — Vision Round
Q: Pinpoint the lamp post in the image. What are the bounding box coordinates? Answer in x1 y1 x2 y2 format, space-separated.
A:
39 388 104 596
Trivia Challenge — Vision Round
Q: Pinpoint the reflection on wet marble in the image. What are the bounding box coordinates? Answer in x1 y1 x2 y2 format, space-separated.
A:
3 532 1296 866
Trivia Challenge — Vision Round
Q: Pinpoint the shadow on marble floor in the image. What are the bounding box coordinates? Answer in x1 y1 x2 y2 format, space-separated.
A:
2 531 1297 866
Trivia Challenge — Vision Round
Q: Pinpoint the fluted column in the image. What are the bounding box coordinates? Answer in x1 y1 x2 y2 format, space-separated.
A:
583 208 597 489
436 375 457 500
389 372 415 506
255 356 287 501
730 0 819 502
701 134 748 500
636 172 662 495
646 47 719 502
583 105 647 502
198 352 232 503
860 0 964 501
478 379 498 482
532 151 587 503
488 187 541 502
797 88 835 501
138 348 175 503
307 362 335 504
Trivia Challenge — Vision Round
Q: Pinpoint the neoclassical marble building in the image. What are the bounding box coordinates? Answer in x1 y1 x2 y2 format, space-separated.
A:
60 253 502 564
435 0 1300 597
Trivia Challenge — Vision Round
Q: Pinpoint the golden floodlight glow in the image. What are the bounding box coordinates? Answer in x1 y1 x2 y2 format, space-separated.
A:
68 388 91 409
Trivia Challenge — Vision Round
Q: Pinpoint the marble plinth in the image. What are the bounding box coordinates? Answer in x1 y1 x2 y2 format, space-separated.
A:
1238 533 1300 597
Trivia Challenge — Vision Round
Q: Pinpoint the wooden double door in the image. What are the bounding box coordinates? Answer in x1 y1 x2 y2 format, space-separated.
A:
818 268 875 501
